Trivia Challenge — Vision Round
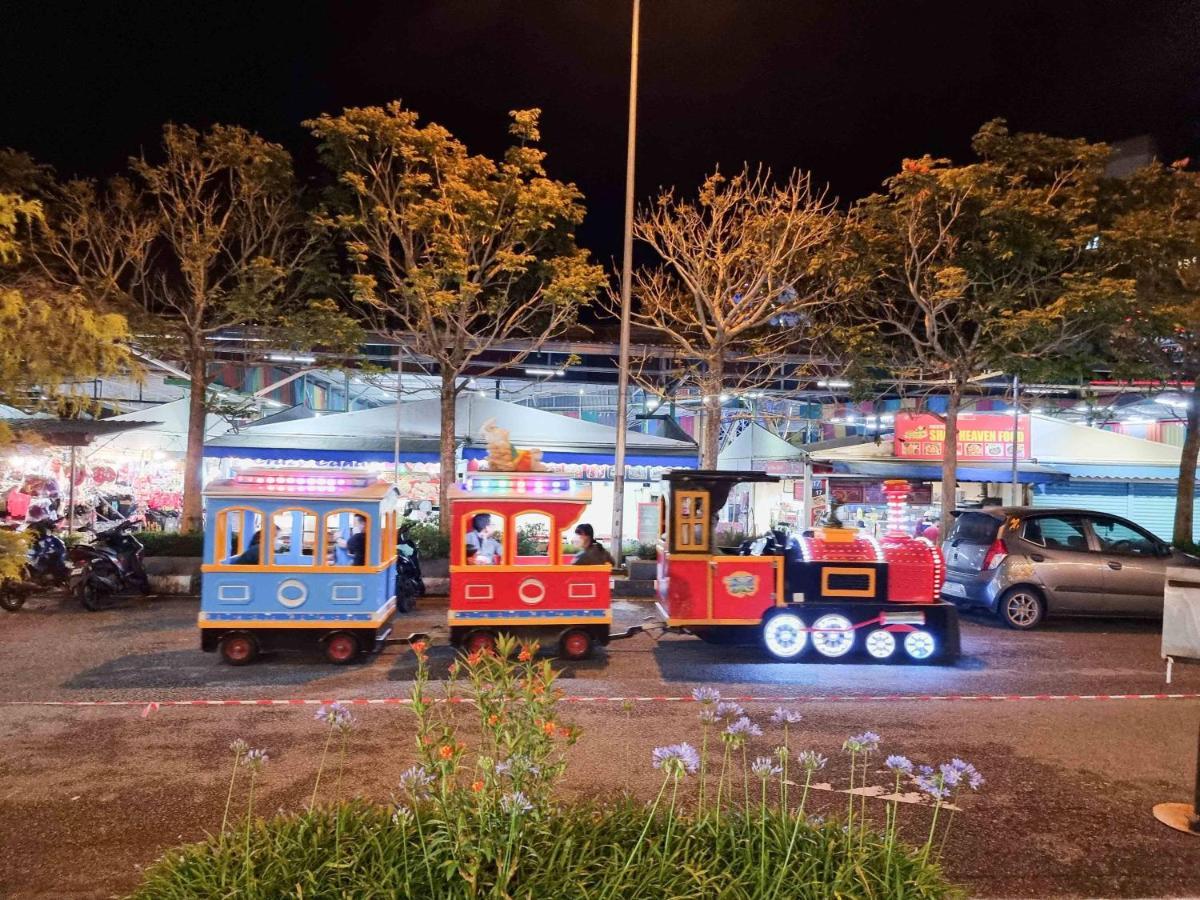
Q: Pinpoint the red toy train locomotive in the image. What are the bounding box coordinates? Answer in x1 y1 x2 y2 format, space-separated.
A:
657 471 960 662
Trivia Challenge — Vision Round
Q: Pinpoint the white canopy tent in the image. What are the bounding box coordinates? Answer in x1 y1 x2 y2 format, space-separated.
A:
88 398 233 456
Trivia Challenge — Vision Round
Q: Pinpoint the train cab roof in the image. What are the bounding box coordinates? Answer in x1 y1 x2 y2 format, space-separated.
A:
203 468 397 502
449 471 592 503
663 469 779 511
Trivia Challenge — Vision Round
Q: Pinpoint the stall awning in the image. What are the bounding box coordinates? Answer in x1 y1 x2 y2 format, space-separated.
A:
826 459 1068 484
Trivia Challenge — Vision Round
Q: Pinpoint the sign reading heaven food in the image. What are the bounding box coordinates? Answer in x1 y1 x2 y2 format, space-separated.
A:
894 413 1029 462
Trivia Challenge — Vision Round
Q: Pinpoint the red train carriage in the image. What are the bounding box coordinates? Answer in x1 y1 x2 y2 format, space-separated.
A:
447 471 612 660
657 471 960 663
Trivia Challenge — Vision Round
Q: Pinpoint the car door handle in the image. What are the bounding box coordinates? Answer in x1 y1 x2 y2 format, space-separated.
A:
1029 553 1045 562
1107 560 1122 570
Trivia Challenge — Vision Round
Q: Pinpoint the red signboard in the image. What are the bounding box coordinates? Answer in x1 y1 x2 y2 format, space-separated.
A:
894 413 1029 462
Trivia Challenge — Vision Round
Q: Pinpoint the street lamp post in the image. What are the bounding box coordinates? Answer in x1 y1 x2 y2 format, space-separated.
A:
610 0 640 567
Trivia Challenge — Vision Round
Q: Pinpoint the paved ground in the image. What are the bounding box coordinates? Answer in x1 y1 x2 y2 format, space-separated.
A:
2 591 1200 898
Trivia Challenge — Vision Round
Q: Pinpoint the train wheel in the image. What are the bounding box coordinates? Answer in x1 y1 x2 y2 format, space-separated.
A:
463 630 498 656
761 612 807 660
219 632 259 666
903 630 937 660
864 629 897 660
558 628 594 661
324 631 361 665
810 614 855 658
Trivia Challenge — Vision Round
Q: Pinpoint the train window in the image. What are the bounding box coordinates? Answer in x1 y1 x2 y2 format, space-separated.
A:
674 490 710 552
514 512 553 564
272 509 318 567
217 508 265 566
324 509 371 567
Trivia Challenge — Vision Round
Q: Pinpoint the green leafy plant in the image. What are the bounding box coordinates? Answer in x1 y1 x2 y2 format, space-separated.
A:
404 522 449 560
134 531 203 557
635 542 659 561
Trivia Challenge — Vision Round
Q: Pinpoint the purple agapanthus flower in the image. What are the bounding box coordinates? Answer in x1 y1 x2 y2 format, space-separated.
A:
715 701 745 721
725 717 763 738
494 759 512 777
242 748 269 771
399 764 435 798
752 756 782 779
229 738 249 756
885 755 913 773
692 686 721 705
915 772 950 801
939 763 963 788
797 750 828 771
945 758 984 790
316 702 355 732
699 707 720 725
917 764 934 777
652 742 701 777
391 805 413 826
770 706 803 726
500 791 534 815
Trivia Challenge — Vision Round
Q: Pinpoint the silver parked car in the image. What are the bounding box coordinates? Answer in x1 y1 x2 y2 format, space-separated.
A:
940 506 1200 629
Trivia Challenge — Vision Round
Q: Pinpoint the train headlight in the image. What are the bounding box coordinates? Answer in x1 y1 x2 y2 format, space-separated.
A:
864 629 896 659
904 630 936 660
762 612 807 660
811 614 855 658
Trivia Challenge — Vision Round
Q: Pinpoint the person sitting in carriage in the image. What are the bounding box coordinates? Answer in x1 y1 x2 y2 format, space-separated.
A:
571 523 614 567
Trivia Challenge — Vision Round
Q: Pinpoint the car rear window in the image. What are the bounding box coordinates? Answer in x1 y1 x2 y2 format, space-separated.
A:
947 512 1000 545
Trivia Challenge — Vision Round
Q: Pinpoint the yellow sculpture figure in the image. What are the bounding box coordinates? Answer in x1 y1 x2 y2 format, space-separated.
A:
480 419 546 472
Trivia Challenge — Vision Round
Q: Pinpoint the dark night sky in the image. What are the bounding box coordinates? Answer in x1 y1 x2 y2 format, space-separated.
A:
3 1 1199 264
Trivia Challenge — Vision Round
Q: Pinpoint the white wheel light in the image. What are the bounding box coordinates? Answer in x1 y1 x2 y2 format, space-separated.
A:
864 629 896 659
762 613 807 660
811 614 855 658
904 630 936 660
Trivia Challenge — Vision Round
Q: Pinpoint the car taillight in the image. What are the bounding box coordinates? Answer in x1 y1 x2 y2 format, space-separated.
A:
982 539 1008 570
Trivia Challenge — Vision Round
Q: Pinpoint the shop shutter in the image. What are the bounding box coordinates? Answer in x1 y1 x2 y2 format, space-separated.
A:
1033 482 1132 520
1127 483 1178 540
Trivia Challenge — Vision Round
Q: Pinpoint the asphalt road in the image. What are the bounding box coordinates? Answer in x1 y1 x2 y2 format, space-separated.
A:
2 592 1200 898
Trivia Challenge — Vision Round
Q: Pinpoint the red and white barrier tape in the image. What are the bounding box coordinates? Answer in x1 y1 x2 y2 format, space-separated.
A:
3 691 1199 716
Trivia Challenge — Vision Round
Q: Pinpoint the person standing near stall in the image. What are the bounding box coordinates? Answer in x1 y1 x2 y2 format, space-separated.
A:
571 523 614 567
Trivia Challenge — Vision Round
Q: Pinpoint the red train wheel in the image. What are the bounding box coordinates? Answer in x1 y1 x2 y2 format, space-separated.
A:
463 630 498 656
558 629 594 661
324 632 360 665
219 633 259 666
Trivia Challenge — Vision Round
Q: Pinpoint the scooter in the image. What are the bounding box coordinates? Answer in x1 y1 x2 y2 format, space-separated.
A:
394 524 425 614
0 519 71 611
68 519 151 611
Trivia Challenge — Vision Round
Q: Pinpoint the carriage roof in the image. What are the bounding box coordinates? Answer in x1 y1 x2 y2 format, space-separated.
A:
203 468 396 503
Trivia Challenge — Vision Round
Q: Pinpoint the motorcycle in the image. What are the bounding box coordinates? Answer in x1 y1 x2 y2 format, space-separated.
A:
0 518 71 612
394 524 425 614
69 519 151 611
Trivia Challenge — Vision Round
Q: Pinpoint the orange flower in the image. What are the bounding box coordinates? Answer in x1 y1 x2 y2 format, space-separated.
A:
557 726 571 739
467 651 483 667
487 714 499 726
438 744 454 760
471 780 484 793
542 720 557 735
518 647 532 662
411 640 428 655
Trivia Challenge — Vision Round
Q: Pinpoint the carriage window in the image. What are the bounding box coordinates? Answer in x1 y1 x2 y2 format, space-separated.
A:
272 509 318 567
515 512 552 564
674 490 710 552
324 510 371 567
217 508 265 566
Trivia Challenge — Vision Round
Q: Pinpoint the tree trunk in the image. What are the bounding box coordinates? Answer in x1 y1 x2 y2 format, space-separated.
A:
939 386 962 538
699 359 724 469
438 372 457 537
1173 381 1199 547
180 340 208 534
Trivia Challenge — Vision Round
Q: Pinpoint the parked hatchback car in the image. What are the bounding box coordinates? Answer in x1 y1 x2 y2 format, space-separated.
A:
941 506 1200 629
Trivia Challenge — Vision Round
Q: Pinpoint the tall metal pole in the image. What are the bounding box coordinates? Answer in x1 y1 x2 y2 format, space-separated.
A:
610 0 640 567
1010 374 1021 504
393 349 403 484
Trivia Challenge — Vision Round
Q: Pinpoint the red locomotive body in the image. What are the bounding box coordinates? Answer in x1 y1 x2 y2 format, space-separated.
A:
657 471 960 663
447 471 611 660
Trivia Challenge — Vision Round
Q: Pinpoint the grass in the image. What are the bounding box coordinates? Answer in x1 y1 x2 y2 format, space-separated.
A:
132 799 957 899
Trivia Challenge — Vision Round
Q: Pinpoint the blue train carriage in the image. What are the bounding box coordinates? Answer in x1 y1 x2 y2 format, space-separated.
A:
200 468 402 665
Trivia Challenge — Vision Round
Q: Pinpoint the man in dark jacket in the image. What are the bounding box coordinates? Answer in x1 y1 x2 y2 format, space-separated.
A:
571 523 614 567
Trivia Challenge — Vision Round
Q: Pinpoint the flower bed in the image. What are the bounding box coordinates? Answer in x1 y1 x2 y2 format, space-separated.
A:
134 639 976 898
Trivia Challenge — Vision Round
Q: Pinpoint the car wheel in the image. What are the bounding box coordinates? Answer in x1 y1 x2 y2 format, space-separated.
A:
0 581 26 612
999 587 1045 630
